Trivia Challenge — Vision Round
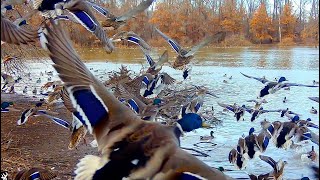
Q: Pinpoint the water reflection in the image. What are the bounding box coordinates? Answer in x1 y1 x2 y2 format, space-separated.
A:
73 46 319 70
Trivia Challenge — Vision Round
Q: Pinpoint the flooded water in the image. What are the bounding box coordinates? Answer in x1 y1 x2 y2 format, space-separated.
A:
2 46 319 179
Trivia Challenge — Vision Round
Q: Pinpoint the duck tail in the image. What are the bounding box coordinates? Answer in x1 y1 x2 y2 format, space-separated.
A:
74 155 103 180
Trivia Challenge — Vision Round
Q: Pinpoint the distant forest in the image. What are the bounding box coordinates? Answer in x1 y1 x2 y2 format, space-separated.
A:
7 0 320 47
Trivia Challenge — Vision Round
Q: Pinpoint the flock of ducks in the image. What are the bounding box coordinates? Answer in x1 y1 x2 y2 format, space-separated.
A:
1 0 319 179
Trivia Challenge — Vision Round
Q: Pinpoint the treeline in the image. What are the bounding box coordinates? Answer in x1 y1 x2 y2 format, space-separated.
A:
13 0 320 47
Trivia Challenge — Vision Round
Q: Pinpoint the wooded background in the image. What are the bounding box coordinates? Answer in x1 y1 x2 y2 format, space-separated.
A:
10 0 320 47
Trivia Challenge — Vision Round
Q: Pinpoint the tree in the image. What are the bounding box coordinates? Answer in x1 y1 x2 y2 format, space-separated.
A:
250 3 273 43
280 3 296 38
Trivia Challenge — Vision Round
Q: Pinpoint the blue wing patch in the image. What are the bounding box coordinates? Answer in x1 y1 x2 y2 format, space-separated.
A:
142 76 150 86
145 54 154 66
73 11 96 32
267 124 274 135
4 5 13 10
302 132 312 140
90 3 109 16
127 99 139 114
127 36 140 45
194 103 201 113
72 88 108 130
168 39 180 54
50 117 70 129
1 109 9 112
263 136 269 149
30 171 40 180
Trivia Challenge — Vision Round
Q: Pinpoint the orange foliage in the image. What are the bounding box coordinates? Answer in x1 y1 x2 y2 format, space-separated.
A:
280 4 296 38
250 4 273 43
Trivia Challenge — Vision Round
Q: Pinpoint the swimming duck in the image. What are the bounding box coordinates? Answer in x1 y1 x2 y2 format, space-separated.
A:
32 87 37 95
310 107 317 114
44 22 231 179
22 86 28 94
200 131 214 141
249 155 287 180
229 76 232 80
87 0 154 30
1 15 38 45
36 78 41 83
283 97 287 103
218 102 246 121
111 31 152 53
155 27 226 70
223 80 228 83
13 167 56 180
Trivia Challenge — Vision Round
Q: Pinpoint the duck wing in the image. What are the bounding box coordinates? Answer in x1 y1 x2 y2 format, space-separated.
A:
240 72 269 84
155 27 182 55
184 31 226 57
117 0 154 22
308 97 319 103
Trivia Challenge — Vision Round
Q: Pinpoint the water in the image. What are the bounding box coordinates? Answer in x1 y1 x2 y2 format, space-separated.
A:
2 46 319 179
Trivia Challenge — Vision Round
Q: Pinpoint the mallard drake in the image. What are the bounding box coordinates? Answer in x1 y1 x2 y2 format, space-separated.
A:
13 167 56 180
218 102 246 121
249 155 287 180
1 15 38 45
87 0 154 30
275 121 298 149
200 131 214 141
44 21 231 180
155 27 226 70
183 67 192 80
310 107 317 114
1 101 20 112
241 127 264 160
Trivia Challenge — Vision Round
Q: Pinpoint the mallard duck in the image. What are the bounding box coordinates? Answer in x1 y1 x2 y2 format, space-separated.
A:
1 101 20 112
228 148 248 170
59 86 88 150
249 155 287 180
275 121 298 149
182 67 191 80
241 127 264 160
13 167 56 180
200 131 214 141
244 107 279 122
241 73 318 98
111 31 152 52
155 27 226 70
17 104 69 129
295 118 319 129
301 146 317 162
276 108 300 117
218 102 246 121
87 0 154 30
22 86 28 94
1 15 38 45
310 107 317 114
44 21 231 179
260 119 282 139
144 50 169 75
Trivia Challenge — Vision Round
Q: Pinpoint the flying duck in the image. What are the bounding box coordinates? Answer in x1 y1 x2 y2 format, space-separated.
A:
218 102 246 121
244 107 279 122
155 27 226 70
249 155 287 180
44 21 232 180
111 31 152 53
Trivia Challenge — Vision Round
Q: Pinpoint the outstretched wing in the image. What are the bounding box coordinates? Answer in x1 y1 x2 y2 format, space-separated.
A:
240 72 269 84
155 27 182 55
184 31 226 57
259 155 277 171
217 102 235 112
1 15 39 45
117 0 154 21
86 1 113 17
281 82 319 88
308 97 319 103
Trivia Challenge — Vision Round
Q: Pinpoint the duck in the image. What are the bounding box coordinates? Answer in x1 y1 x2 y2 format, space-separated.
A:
310 107 317 114
18 0 115 53
183 67 192 80
295 118 319 129
17 104 69 129
88 0 155 30
241 73 318 98
218 102 246 121
111 31 152 53
13 167 56 180
274 121 298 149
223 74 227 77
44 21 231 180
223 80 228 83
36 78 41 83
301 146 318 162
155 27 226 70
59 86 88 150
229 76 232 80
276 108 300 117
144 50 170 75
241 127 266 160
244 107 279 122
32 87 37 95
1 15 38 45
283 97 287 103
313 80 319 85
200 131 214 141
22 86 28 94
249 155 287 180
308 97 319 103
228 148 248 170
1 101 20 112
246 99 267 110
